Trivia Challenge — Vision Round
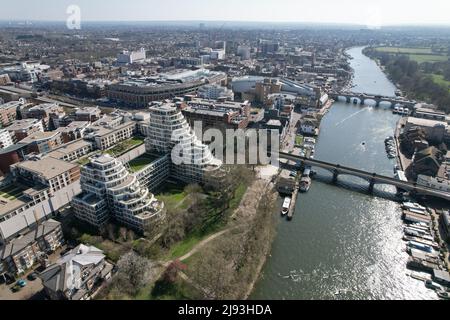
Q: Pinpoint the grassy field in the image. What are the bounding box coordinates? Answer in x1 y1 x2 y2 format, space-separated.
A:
128 153 158 172
374 46 449 64
155 183 187 208
168 183 248 260
375 47 434 54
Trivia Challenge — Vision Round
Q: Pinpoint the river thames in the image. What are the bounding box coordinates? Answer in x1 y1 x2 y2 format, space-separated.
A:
251 47 437 300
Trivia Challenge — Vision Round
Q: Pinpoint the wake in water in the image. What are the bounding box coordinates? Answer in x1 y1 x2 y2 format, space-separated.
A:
335 107 370 127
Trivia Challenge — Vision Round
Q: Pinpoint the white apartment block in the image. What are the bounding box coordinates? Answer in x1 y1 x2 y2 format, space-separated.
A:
145 103 222 184
117 48 146 64
0 129 13 149
197 84 234 100
72 154 165 232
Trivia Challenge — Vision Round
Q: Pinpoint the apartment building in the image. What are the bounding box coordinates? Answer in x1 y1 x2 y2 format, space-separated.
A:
11 156 80 194
197 84 234 100
39 244 113 300
85 116 136 150
6 118 44 142
72 154 165 232
47 140 94 162
21 103 65 130
146 103 222 184
0 219 64 275
0 129 13 149
131 153 171 192
0 100 21 128
21 131 63 155
56 121 90 143
75 106 102 122
181 97 251 131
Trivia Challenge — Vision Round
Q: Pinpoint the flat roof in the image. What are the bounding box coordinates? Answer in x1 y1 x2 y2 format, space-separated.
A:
15 157 78 180
47 140 92 159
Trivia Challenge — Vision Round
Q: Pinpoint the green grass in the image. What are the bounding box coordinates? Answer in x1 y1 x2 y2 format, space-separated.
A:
0 185 25 200
428 74 450 93
105 136 145 157
128 154 158 172
76 157 91 166
375 47 434 54
168 183 248 260
295 135 304 146
374 46 449 64
409 54 449 64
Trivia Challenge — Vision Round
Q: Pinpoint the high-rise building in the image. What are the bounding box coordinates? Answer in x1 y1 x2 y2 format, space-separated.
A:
72 154 165 232
145 103 222 184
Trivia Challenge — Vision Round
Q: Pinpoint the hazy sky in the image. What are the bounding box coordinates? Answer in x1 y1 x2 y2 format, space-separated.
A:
1 0 450 26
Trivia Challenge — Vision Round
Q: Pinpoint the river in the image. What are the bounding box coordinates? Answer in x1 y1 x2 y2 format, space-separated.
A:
250 47 437 300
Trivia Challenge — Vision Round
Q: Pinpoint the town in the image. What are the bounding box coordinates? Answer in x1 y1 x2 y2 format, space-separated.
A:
0 14 449 301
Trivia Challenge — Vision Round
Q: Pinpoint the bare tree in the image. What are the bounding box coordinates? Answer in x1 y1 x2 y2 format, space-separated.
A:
115 251 154 294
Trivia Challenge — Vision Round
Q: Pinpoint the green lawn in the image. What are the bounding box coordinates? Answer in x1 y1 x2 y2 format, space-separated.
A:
155 183 187 208
374 46 449 64
295 135 304 146
375 47 434 54
409 54 449 64
429 74 450 93
0 185 25 200
105 136 145 157
168 183 248 260
128 154 158 172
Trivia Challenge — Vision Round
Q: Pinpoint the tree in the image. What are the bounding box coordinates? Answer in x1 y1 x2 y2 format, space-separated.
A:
115 251 154 294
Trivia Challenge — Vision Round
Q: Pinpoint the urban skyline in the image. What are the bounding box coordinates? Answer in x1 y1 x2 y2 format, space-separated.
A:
1 0 450 27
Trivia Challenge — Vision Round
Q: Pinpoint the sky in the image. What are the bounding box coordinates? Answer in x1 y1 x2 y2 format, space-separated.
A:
1 0 450 27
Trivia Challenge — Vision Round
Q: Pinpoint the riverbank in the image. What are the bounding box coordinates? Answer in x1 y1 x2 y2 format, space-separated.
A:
180 175 278 299
251 46 437 300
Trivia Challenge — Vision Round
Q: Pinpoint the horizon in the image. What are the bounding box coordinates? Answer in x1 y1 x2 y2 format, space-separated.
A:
2 0 450 28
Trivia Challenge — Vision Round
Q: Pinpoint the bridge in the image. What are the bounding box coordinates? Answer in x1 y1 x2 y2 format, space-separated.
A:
278 152 450 202
329 91 416 108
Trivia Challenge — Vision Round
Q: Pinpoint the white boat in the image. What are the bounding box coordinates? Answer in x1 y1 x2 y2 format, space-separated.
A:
407 271 432 282
437 290 450 300
299 176 311 193
281 197 291 216
425 280 443 291
407 241 434 254
403 202 426 212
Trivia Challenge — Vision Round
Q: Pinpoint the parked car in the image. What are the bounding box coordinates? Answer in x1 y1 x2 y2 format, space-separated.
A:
27 272 38 281
16 279 27 287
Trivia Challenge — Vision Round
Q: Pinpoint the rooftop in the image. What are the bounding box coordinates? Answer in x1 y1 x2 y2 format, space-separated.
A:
14 157 79 180
0 219 61 259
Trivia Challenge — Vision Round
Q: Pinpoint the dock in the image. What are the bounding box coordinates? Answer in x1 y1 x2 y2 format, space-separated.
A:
287 187 298 221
